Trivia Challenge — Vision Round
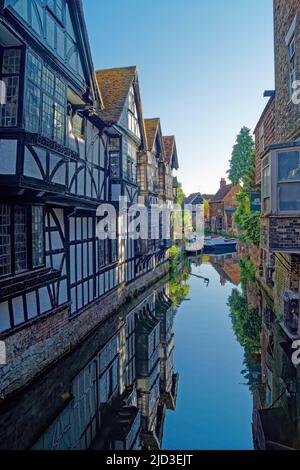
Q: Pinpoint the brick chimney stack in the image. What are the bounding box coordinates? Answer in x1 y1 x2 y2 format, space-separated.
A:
220 178 226 189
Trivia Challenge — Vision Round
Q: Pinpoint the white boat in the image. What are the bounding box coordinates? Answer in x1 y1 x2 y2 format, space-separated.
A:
185 235 204 254
203 236 237 253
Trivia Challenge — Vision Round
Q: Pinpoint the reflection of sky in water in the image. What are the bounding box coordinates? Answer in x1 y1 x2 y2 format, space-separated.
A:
163 261 253 450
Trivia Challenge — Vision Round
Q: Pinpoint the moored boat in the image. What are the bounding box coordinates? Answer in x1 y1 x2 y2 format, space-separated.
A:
203 236 237 254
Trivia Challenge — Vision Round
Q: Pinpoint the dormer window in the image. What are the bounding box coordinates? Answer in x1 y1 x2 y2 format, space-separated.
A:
128 85 140 139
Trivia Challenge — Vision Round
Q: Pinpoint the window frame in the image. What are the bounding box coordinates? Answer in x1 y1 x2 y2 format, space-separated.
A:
125 139 137 183
108 135 121 179
128 85 140 139
25 50 67 145
288 35 297 99
0 45 24 128
262 146 300 215
0 203 45 279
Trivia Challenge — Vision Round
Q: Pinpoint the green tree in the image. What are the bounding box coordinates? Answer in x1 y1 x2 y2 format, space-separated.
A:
228 289 261 357
176 181 185 206
234 189 260 246
228 127 255 186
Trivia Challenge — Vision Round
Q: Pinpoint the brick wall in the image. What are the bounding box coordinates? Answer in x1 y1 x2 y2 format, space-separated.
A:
274 0 300 142
269 217 300 251
254 96 275 184
0 262 169 398
223 187 240 208
0 311 120 449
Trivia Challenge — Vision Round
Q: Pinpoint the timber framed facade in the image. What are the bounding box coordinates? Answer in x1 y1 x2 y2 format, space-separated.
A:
0 0 180 395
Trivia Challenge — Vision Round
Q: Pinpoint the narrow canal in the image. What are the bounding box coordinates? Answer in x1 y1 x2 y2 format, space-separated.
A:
0 252 256 450
163 258 253 450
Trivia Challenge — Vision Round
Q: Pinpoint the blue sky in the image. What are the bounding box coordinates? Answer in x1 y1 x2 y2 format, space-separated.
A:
83 0 274 195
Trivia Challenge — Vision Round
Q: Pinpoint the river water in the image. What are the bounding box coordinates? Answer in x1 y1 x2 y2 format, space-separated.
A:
0 253 257 450
163 258 253 450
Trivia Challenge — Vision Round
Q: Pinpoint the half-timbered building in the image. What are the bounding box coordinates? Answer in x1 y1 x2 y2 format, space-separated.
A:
95 66 148 285
0 0 120 335
0 1 180 401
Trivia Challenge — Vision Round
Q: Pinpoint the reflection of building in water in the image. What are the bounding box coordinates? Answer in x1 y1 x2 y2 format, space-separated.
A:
210 252 240 286
252 288 300 450
0 283 178 451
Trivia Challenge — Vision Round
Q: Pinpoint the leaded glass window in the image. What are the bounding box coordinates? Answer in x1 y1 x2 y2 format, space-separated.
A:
42 94 54 138
32 206 44 268
109 137 121 178
14 206 27 273
0 76 19 126
0 205 11 276
0 48 21 127
128 85 140 138
2 49 21 74
25 51 66 144
0 204 45 277
26 81 41 133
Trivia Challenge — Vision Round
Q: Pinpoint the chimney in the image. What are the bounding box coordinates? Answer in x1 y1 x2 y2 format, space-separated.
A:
220 178 226 189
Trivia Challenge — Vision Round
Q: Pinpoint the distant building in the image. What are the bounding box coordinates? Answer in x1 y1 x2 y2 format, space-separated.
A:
253 91 275 186
184 193 204 229
209 178 240 232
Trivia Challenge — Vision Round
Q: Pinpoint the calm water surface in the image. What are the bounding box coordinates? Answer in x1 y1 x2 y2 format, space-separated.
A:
163 261 253 450
0 255 255 450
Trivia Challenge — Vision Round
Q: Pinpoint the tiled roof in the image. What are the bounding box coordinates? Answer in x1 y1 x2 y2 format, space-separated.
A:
210 184 233 203
184 192 203 204
163 136 175 164
95 66 136 124
144 118 160 151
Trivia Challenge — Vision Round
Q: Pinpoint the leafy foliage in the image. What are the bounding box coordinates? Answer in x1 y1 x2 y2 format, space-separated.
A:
228 127 255 187
228 289 261 357
176 181 185 206
234 189 260 246
168 246 191 307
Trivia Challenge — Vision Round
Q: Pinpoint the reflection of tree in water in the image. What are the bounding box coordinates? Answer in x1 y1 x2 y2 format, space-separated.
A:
168 247 191 308
227 258 261 388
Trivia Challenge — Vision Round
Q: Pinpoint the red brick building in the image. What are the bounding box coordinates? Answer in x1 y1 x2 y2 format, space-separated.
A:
209 178 241 232
254 91 275 185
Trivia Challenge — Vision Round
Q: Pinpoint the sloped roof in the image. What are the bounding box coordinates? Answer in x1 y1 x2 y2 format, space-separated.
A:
95 66 136 124
163 136 175 164
144 118 160 151
184 193 203 205
66 0 104 110
210 184 233 203
202 194 214 200
163 136 179 169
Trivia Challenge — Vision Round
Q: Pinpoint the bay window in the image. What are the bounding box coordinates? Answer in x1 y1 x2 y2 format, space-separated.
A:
261 145 300 214
0 204 45 278
262 155 271 214
0 47 21 127
25 51 67 144
278 150 300 211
